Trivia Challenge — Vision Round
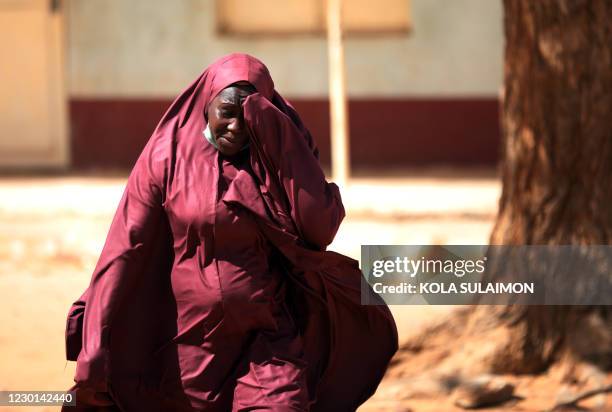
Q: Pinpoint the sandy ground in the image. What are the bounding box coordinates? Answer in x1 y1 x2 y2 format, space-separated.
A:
0 174 500 411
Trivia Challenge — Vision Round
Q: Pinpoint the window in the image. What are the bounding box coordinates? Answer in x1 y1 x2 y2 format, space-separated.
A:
216 0 411 36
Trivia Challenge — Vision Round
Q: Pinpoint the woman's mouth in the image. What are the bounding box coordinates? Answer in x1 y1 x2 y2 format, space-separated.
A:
217 135 247 150
219 134 245 145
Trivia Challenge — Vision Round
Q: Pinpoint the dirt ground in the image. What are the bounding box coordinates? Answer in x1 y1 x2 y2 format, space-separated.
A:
5 173 604 411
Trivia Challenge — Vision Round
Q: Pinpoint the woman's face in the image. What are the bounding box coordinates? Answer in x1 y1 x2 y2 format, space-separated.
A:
206 84 255 156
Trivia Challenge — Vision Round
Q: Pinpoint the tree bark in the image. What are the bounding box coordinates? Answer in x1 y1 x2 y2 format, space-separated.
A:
487 0 612 373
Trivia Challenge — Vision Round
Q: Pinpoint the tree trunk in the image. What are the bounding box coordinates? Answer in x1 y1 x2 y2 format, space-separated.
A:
487 0 612 374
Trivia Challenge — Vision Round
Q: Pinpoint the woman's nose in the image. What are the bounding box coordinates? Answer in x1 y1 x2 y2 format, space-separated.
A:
227 117 241 132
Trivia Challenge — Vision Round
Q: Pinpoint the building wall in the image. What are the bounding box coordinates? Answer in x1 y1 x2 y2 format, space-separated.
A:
67 0 503 170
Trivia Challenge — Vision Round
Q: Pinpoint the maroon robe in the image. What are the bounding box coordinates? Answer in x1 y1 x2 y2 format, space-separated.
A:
63 53 397 411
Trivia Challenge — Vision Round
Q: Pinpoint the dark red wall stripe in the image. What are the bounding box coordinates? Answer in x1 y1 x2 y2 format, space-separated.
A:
70 98 500 171
70 99 169 170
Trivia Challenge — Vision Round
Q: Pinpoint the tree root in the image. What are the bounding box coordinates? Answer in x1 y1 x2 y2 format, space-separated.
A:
547 384 612 411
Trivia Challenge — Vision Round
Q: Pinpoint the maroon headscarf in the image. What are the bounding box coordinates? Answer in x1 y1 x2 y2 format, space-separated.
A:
65 53 397 411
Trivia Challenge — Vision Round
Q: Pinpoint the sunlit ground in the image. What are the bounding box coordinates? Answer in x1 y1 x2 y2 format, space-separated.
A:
0 172 499 411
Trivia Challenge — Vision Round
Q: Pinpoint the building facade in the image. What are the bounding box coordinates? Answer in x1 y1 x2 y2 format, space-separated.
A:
1 0 503 171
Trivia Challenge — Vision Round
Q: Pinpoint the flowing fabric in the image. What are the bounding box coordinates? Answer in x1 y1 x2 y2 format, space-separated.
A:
63 53 398 411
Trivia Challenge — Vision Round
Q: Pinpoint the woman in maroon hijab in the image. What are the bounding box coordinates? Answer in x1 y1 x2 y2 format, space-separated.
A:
64 53 397 411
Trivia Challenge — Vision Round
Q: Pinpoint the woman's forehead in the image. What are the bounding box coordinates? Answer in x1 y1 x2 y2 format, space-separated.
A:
217 91 246 105
217 84 255 103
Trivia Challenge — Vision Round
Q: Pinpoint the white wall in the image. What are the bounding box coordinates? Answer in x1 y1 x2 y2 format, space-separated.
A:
67 0 503 98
